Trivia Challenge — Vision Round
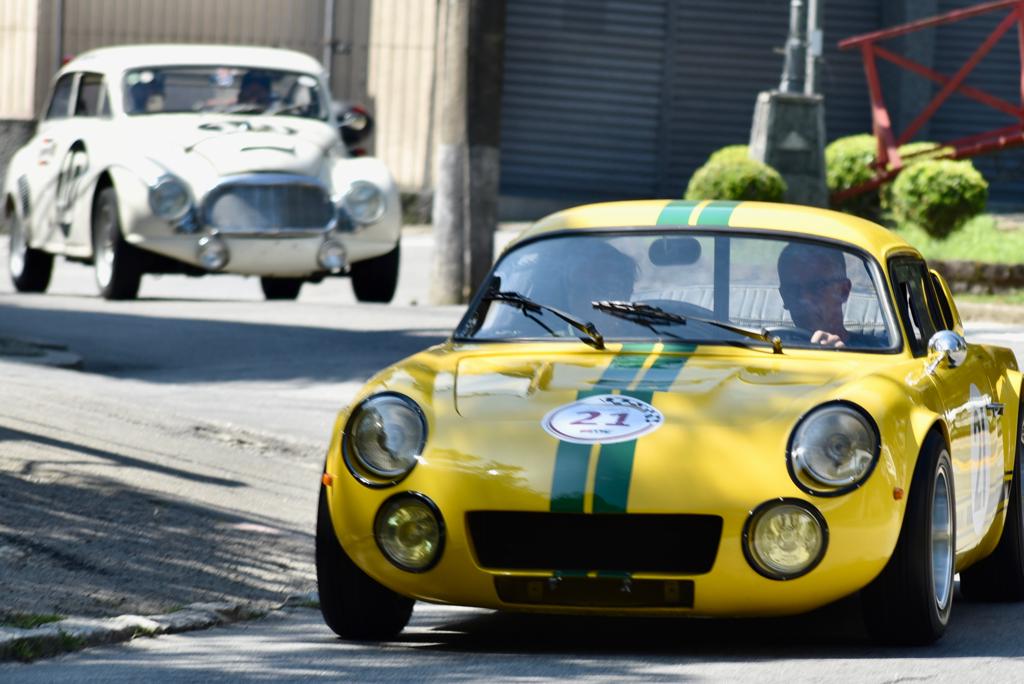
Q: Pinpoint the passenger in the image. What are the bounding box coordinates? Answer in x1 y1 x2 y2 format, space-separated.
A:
777 242 871 348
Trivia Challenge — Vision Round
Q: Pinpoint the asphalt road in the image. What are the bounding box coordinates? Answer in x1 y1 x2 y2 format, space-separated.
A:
4 232 1024 680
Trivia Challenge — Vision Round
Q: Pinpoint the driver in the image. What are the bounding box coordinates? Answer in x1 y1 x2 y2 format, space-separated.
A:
777 242 857 348
237 71 272 107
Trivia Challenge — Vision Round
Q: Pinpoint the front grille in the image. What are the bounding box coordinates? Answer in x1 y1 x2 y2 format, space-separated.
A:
203 179 334 233
467 512 722 574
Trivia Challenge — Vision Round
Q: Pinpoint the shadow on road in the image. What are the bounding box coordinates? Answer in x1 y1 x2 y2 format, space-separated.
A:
0 303 449 384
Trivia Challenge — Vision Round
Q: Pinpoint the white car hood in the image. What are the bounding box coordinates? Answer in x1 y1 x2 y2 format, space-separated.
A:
121 115 337 178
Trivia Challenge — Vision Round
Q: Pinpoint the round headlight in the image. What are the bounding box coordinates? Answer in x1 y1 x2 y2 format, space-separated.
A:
788 403 879 493
375 493 444 572
345 393 426 482
745 500 827 579
343 181 385 224
149 176 191 220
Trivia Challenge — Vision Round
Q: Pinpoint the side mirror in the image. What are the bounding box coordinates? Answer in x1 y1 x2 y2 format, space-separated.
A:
333 101 374 149
926 330 967 373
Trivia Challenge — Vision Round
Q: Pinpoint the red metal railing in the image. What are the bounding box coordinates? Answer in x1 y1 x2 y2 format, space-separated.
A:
836 0 1024 202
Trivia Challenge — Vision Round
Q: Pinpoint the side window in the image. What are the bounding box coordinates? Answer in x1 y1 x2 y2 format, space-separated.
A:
45 74 75 120
929 272 956 331
74 73 106 117
889 258 942 356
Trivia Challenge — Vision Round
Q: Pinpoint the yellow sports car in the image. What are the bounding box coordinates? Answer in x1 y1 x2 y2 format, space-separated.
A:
316 200 1024 645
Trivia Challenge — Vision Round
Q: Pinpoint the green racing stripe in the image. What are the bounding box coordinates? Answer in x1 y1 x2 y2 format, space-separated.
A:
591 348 693 513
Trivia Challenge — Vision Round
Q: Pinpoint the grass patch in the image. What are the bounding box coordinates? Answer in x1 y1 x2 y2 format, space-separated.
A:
893 214 1024 263
957 289 1024 306
2 613 64 629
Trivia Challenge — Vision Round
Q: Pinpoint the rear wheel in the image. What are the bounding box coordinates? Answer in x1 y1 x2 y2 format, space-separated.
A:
959 399 1024 601
862 433 955 645
7 210 53 293
315 486 413 640
350 244 399 303
260 277 303 300
92 186 142 300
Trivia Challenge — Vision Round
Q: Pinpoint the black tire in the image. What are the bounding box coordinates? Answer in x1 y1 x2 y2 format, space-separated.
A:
260 277 303 300
7 210 53 293
315 486 413 640
350 244 399 303
862 432 955 645
92 186 142 300
959 399 1024 601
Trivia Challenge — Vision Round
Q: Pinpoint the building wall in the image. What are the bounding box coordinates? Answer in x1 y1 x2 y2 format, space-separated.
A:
366 0 438 192
0 0 41 120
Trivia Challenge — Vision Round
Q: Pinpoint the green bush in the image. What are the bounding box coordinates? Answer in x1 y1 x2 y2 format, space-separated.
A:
684 157 786 202
890 159 987 238
706 144 750 165
826 134 959 218
825 134 879 218
879 141 952 210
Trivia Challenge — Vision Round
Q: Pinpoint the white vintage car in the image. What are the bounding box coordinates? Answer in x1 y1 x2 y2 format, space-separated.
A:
2 44 402 301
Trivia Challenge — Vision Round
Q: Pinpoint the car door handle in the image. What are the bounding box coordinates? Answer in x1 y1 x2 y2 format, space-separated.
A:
986 402 1005 417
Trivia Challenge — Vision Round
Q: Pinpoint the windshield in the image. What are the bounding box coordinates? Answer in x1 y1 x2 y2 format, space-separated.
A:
456 231 899 352
122 66 327 119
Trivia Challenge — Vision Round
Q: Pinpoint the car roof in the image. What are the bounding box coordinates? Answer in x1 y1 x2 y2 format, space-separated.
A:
60 44 324 77
513 200 920 260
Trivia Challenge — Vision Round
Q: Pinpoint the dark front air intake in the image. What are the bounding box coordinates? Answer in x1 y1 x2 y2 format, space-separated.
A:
467 511 722 574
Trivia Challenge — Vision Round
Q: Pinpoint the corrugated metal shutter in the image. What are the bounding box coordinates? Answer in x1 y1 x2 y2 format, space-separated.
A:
932 0 1024 204
661 0 879 197
500 0 669 201
501 0 879 203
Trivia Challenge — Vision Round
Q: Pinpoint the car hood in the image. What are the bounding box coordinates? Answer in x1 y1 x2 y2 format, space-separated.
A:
452 347 860 429
121 115 338 177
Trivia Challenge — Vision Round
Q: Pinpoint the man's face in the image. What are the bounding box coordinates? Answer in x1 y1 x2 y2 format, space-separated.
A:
779 258 851 333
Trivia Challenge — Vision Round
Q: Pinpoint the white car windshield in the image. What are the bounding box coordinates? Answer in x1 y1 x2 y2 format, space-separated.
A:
457 231 899 352
123 66 327 119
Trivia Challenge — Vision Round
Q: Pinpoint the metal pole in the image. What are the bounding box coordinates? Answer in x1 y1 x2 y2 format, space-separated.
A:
779 0 807 93
804 0 822 95
322 0 335 88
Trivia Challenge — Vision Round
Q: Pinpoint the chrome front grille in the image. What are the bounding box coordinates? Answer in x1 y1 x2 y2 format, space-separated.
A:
202 175 335 235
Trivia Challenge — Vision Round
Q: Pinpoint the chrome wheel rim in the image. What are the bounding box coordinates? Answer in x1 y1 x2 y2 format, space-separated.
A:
932 462 953 611
94 203 115 288
8 214 26 278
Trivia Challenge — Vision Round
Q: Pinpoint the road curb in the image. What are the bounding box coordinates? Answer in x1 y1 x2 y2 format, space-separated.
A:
0 596 316 662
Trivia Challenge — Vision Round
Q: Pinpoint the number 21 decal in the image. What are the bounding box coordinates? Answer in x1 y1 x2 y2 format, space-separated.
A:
542 394 663 444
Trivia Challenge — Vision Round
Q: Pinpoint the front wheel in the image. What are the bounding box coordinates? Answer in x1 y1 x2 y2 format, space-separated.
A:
260 277 303 300
7 211 53 293
959 398 1024 601
92 186 142 300
862 433 955 645
315 486 413 640
350 244 399 303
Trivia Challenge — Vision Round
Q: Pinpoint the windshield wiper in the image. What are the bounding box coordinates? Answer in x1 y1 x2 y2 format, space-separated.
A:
592 301 783 354
483 290 605 349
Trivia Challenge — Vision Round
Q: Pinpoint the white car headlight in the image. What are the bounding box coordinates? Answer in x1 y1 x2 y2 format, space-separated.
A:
344 393 426 483
788 403 879 493
343 181 386 225
149 176 191 220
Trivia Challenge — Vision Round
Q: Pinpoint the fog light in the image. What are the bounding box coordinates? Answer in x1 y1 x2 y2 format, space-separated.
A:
197 235 229 271
374 493 444 572
318 240 348 273
744 499 827 580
